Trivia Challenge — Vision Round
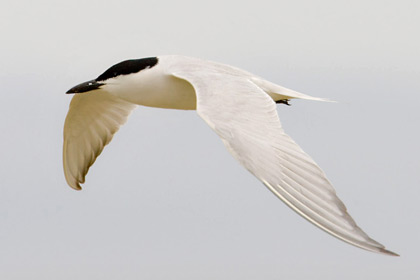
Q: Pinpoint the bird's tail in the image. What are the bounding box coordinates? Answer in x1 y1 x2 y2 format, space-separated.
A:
251 77 335 103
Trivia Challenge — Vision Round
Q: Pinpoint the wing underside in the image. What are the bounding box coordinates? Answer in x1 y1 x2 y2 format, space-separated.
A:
63 90 136 190
171 66 396 255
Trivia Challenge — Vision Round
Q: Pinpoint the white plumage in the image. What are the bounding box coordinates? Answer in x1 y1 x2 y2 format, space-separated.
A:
64 55 397 256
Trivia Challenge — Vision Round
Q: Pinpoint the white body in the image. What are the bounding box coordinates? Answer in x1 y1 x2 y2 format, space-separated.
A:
104 56 325 109
63 55 397 256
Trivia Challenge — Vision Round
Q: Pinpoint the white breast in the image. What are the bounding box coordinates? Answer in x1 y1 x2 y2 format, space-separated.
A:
103 61 197 110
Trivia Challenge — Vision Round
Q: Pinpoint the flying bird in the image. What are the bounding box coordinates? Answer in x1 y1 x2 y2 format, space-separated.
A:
64 55 397 256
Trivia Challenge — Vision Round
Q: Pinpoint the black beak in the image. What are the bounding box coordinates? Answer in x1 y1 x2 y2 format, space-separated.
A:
66 80 104 94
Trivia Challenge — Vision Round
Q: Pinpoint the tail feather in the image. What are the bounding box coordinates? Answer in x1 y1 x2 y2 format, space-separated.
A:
251 77 335 103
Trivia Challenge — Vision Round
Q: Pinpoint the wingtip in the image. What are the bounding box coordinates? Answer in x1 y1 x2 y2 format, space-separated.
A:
379 248 400 257
72 186 83 191
69 181 83 191
64 172 83 190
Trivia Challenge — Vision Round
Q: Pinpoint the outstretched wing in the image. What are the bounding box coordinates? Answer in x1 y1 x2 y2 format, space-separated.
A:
63 91 136 190
172 69 397 256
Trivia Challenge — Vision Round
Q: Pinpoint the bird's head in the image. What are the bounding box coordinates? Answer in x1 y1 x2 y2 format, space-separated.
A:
66 57 159 94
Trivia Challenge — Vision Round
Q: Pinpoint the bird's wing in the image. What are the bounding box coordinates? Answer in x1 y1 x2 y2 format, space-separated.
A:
172 69 396 255
63 91 136 190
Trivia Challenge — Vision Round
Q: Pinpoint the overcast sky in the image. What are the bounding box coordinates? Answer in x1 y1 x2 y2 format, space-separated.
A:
0 0 419 279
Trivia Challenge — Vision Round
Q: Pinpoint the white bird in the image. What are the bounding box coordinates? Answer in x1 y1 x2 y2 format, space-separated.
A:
64 55 397 256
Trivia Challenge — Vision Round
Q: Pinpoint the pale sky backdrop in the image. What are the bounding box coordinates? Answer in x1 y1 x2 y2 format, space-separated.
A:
0 0 419 279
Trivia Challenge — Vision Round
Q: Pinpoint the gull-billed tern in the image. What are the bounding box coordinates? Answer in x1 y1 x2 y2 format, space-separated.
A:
64 55 397 256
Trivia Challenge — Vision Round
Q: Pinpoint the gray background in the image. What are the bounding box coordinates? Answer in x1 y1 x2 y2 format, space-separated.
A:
1 0 418 279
